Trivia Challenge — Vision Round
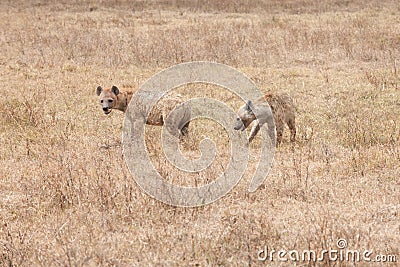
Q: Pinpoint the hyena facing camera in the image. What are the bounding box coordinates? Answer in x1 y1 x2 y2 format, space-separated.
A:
234 93 296 144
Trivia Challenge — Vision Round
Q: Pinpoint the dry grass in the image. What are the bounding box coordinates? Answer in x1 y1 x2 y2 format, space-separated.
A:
1 0 399 266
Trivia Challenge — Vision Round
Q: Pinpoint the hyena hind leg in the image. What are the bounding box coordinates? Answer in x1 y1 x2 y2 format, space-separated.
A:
287 118 296 142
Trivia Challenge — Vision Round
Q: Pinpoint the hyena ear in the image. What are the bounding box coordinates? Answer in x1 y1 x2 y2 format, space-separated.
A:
96 86 103 96
246 100 254 111
111 85 119 95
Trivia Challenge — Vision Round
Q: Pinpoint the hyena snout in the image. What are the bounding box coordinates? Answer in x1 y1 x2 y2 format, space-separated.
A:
234 118 245 131
100 99 114 114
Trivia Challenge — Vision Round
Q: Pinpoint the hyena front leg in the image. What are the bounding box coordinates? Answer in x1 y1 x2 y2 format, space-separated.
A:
276 123 284 145
180 121 190 137
248 121 261 143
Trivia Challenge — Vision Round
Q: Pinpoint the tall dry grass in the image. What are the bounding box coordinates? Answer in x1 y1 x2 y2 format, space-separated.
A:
1 0 399 266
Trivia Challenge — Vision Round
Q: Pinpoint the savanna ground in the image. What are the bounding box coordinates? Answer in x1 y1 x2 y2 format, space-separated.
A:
1 0 400 266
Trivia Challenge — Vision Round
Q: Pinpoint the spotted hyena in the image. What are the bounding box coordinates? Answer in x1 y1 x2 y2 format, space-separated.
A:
96 85 190 136
234 93 296 144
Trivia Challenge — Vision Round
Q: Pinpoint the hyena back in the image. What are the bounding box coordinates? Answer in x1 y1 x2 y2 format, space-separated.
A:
96 85 190 137
234 92 296 144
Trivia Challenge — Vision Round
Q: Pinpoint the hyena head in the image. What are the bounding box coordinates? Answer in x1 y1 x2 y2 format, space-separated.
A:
234 100 256 131
96 85 119 115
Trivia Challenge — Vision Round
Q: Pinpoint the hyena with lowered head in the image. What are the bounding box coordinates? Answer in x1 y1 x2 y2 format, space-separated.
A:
234 93 296 144
96 85 190 137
